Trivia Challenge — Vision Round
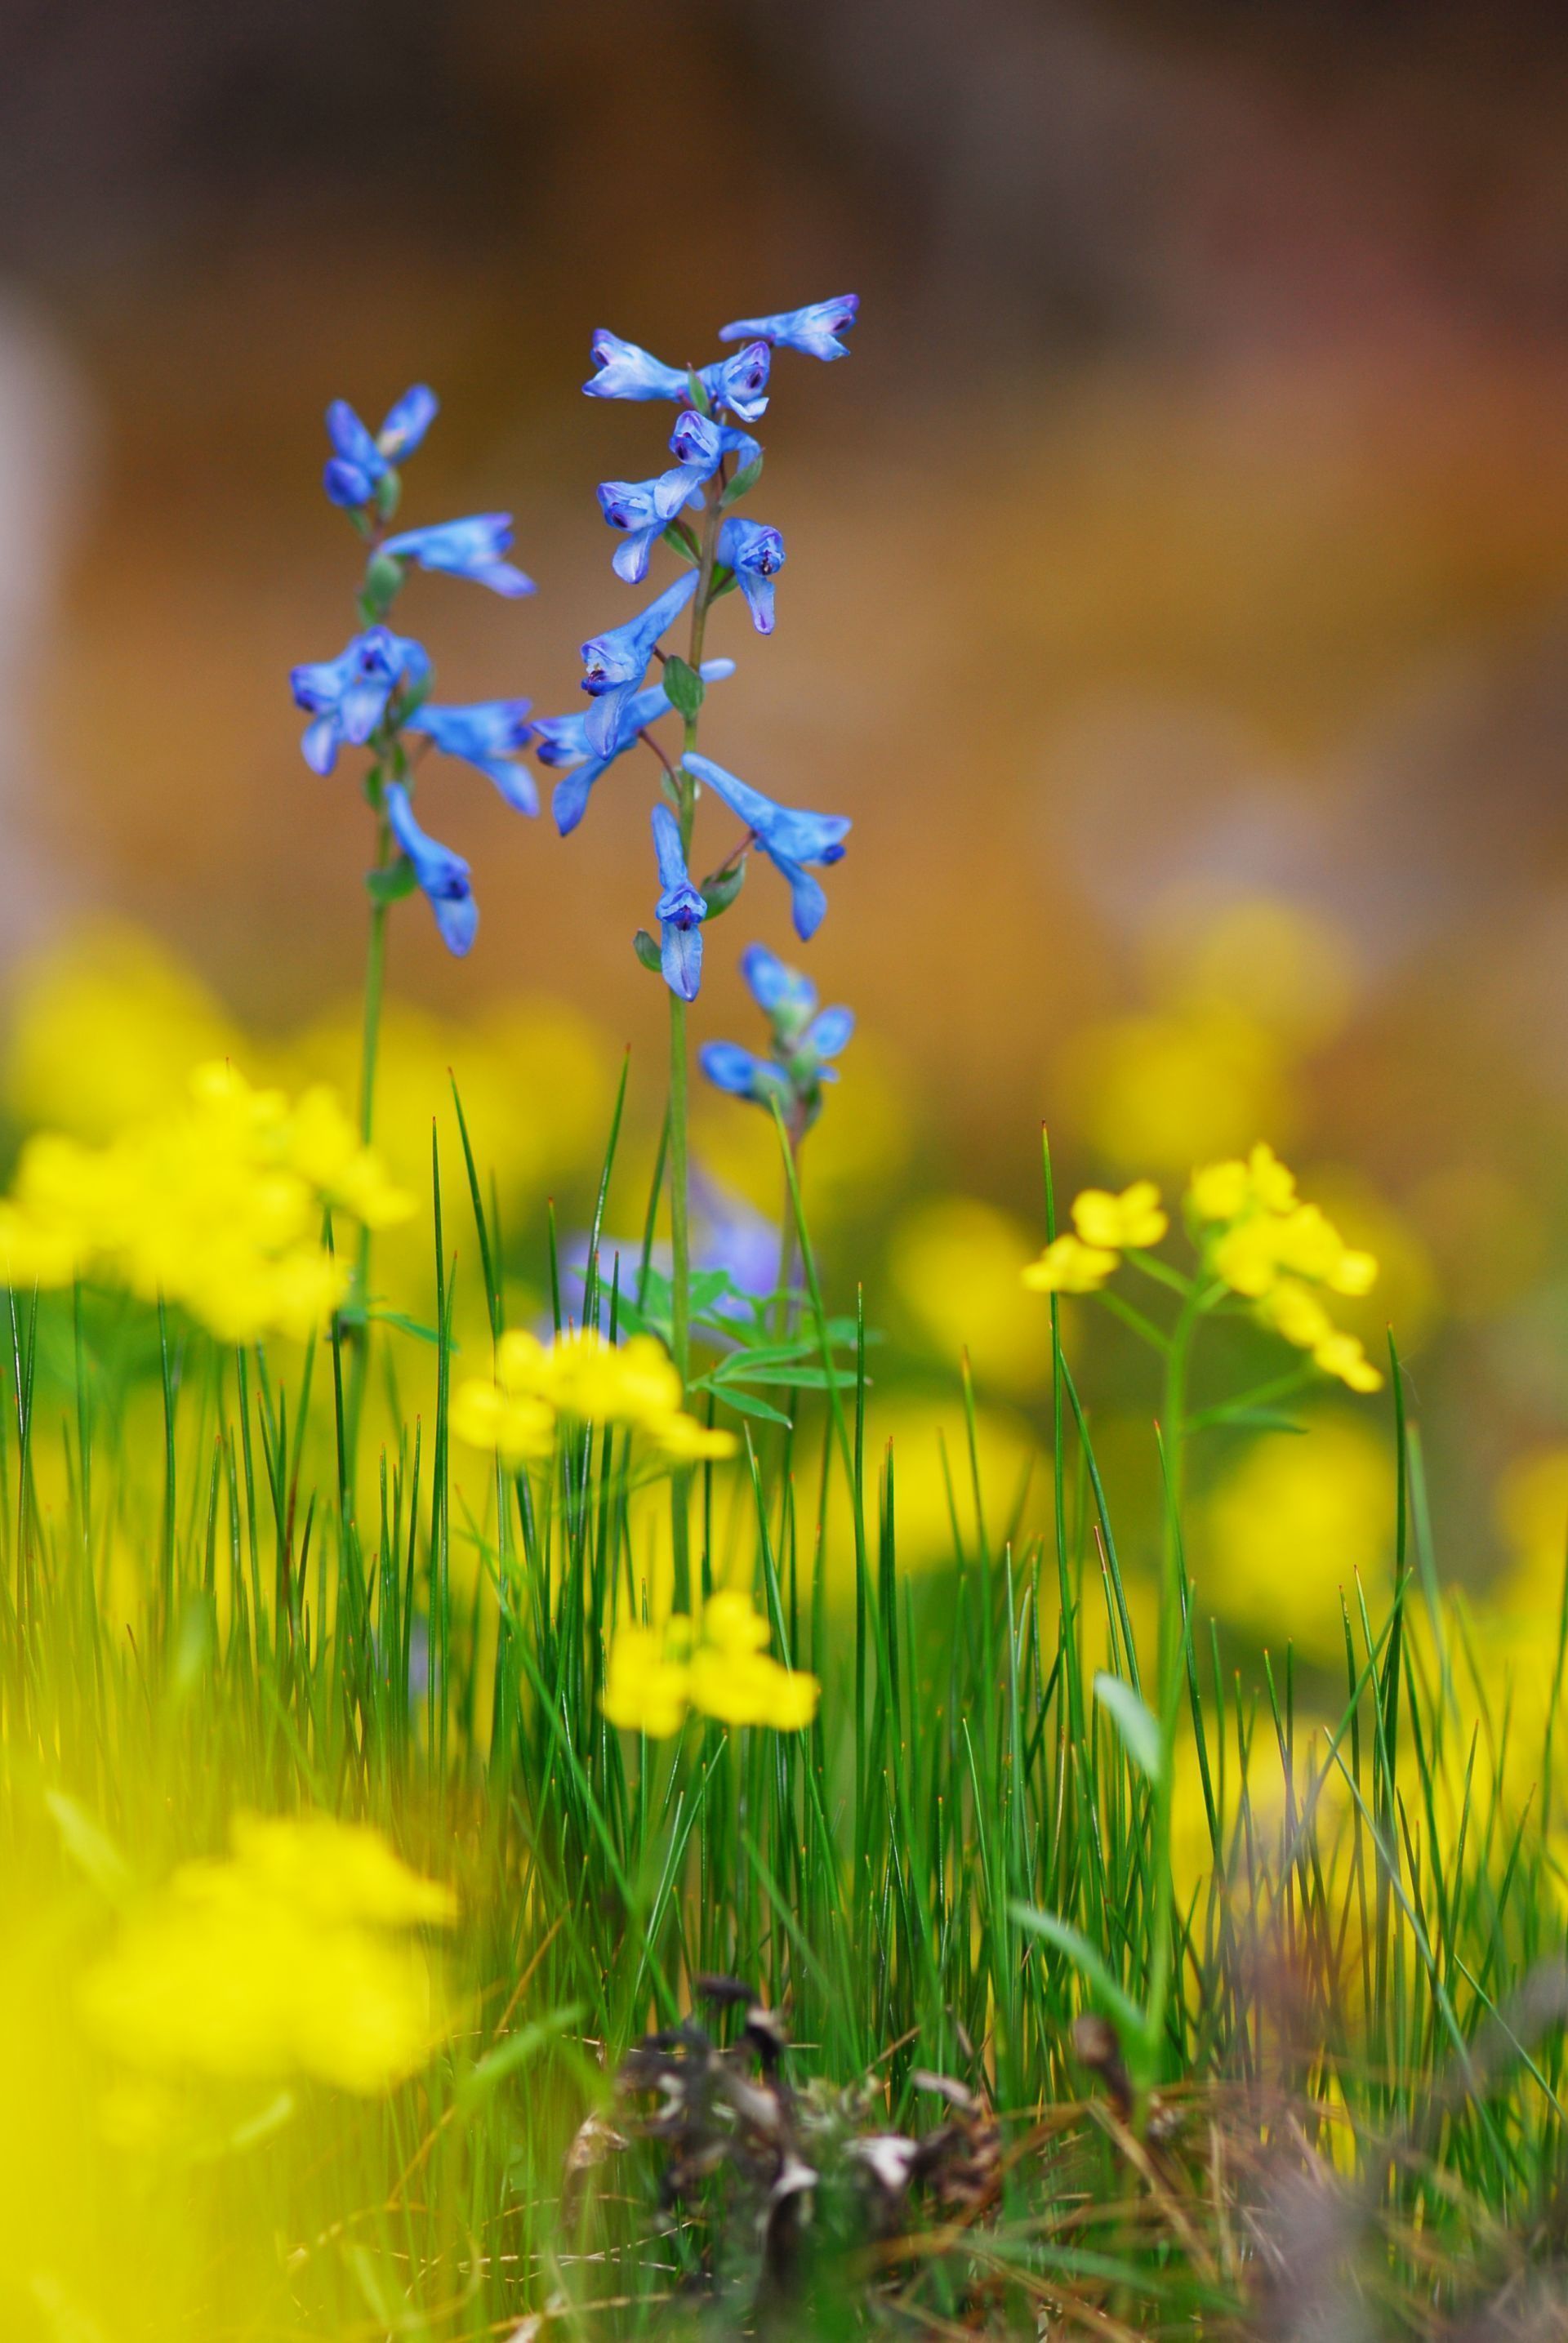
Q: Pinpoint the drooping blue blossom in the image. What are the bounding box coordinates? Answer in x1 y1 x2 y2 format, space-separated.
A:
290 626 431 774
579 568 697 756
323 384 439 507
651 804 706 1000
404 699 537 813
533 659 735 836
696 341 771 423
718 296 858 363
582 330 691 403
681 753 850 938
715 515 785 635
670 408 762 480
740 942 817 1028
380 514 534 598
383 781 478 956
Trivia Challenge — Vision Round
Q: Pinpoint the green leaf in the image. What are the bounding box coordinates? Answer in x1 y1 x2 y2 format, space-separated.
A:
359 550 405 619
685 367 711 416
457 2003 584 2117
633 929 662 974
712 1386 792 1428
1094 1670 1165 1783
662 656 705 720
707 566 739 603
720 452 764 506
701 857 746 919
1009 1900 1148 2040
46 1792 132 1904
662 519 702 564
366 857 419 906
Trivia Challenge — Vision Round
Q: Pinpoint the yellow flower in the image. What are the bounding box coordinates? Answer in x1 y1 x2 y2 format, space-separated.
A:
1021 1233 1117 1294
1071 1180 1167 1250
688 1646 821 1730
1198 1415 1393 1662
887 1195 1047 1396
1189 1141 1297 1224
80 1813 454 2096
600 1625 693 1738
702 1588 771 1655
452 1326 737 1468
448 1377 556 1464
1310 1330 1383 1394
653 1410 740 1463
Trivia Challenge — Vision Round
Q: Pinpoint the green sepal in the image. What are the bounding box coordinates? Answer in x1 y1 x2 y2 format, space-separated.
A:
701 857 746 919
720 453 764 507
685 368 711 416
367 857 419 906
633 929 662 974
662 656 705 720
707 567 739 603
375 470 403 523
359 550 405 622
662 521 702 564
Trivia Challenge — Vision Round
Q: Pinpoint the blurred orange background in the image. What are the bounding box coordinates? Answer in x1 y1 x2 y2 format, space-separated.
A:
3 0 1568 1596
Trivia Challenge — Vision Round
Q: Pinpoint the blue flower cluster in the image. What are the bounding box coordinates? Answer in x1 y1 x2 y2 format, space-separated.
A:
700 944 854 1134
544 297 859 1000
290 386 536 955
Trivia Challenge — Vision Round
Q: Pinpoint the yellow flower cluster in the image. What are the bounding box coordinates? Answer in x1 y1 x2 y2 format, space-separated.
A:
451 1326 737 1466
1189 1143 1381 1390
80 1813 456 2096
1021 1180 1168 1294
0 1062 412 1343
601 1589 820 1737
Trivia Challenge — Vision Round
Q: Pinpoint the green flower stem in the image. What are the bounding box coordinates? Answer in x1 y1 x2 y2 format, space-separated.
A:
345 812 392 1490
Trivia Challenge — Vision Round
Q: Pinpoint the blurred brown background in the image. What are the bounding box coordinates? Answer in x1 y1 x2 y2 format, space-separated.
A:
4 0 1568 1582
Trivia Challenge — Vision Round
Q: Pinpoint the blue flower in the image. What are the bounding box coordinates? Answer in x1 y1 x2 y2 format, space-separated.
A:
323 384 439 507
380 515 534 597
696 341 771 423
290 626 430 774
405 699 537 814
719 297 858 362
681 753 850 938
671 409 762 479
582 329 690 403
383 781 477 956
716 516 785 635
533 659 734 835
740 942 817 1029
579 569 697 756
651 804 706 1000
698 1042 789 1106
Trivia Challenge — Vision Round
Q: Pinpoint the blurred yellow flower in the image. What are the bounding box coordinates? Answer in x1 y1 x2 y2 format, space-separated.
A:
1192 1145 1383 1392
452 1326 737 1468
1071 1179 1167 1250
81 1813 455 2096
601 1591 817 1737
888 1195 1047 1393
1146 893 1361 1052
1196 1415 1393 1662
1022 1232 1117 1294
1494 1445 1568 1619
0 1061 411 1343
1060 1006 1294 1175
1189 1141 1298 1224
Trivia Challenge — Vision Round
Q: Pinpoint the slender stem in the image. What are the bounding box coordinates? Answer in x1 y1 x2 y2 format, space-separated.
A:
359 884 389 1147
345 815 391 1493
667 993 691 1387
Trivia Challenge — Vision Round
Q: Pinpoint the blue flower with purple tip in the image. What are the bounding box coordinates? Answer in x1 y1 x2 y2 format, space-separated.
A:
380 515 533 597
534 659 735 835
582 330 691 403
323 384 439 507
405 699 537 814
682 752 849 938
290 626 430 774
696 341 771 423
383 780 477 956
651 804 706 1000
718 296 858 363
716 516 785 634
579 569 697 756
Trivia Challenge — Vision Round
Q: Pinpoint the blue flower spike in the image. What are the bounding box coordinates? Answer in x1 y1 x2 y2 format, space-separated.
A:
380 515 534 598
405 699 537 814
715 516 786 635
383 780 478 956
718 296 859 362
651 804 707 1000
579 569 698 756
534 659 735 837
697 341 771 423
682 752 849 938
323 383 439 509
700 941 854 1131
290 626 431 774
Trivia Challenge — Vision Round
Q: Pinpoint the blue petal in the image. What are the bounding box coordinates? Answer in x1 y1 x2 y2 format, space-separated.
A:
324 457 376 507
433 890 479 956
582 329 690 403
651 802 691 896
326 399 383 473
737 572 775 634
378 383 438 458
775 855 827 940
301 713 340 774
660 920 702 1000
739 943 816 1019
699 1041 768 1096
804 1005 854 1057
553 759 610 835
717 296 858 361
